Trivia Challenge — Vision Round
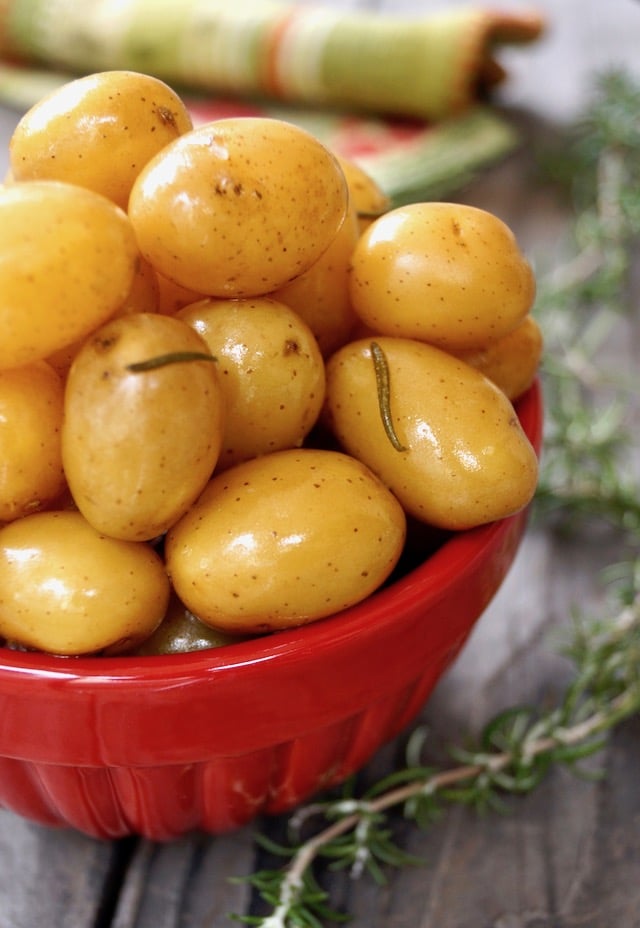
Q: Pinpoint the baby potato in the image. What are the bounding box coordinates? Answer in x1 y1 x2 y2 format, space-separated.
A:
128 117 349 297
9 70 193 210
0 361 66 522
62 313 225 541
0 180 138 370
165 448 407 634
450 314 543 401
323 337 539 530
177 297 325 470
0 510 170 655
349 202 536 351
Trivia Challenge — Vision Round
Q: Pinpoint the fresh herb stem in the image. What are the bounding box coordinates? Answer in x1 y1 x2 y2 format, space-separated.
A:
370 341 408 452
126 351 216 372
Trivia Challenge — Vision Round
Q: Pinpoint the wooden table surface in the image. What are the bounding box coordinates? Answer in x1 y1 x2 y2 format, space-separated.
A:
1 1 640 926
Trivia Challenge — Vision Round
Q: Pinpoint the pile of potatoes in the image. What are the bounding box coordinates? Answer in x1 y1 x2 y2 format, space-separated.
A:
0 70 541 656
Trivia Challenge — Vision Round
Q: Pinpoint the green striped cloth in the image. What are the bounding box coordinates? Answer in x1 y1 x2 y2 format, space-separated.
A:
0 0 544 202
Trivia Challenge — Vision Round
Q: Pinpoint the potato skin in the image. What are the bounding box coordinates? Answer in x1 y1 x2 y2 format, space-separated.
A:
128 117 349 297
177 297 326 470
348 202 536 351
0 510 169 656
165 448 406 634
9 70 193 210
323 337 539 530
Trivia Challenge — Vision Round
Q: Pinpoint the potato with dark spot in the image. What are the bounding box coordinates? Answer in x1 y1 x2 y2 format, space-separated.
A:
9 70 193 210
323 336 538 530
128 117 349 297
62 313 225 541
348 201 535 351
178 297 325 470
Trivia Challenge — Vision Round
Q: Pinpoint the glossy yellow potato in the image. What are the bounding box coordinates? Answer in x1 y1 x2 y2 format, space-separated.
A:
9 71 193 210
0 510 170 655
0 361 66 522
62 313 225 541
349 202 536 351
165 448 407 634
128 117 349 297
177 297 325 470
0 180 138 369
323 337 538 530
271 206 361 356
450 314 543 401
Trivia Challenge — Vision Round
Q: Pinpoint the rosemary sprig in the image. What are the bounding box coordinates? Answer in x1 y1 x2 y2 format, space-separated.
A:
233 578 640 928
533 69 640 539
231 69 640 928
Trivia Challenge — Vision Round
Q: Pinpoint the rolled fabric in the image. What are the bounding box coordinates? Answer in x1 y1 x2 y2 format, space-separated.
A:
0 0 544 121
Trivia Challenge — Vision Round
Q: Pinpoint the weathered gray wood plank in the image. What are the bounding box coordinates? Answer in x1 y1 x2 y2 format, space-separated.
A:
110 831 255 928
0 812 116 928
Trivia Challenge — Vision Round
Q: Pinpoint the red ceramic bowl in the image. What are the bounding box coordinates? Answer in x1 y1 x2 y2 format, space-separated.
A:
0 381 542 840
